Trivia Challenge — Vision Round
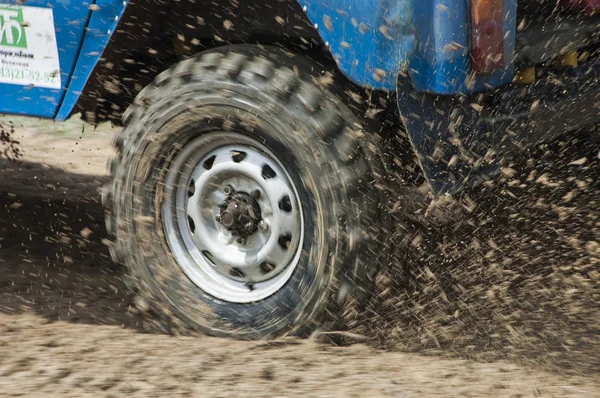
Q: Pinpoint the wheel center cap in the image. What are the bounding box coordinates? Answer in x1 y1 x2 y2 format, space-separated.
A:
219 192 262 237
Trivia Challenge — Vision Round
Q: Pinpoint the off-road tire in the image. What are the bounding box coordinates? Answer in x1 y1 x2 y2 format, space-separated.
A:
103 45 387 339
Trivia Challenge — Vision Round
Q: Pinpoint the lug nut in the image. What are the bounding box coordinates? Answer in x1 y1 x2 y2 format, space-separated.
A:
215 214 221 223
223 185 234 195
258 220 269 232
251 189 261 199
237 237 247 246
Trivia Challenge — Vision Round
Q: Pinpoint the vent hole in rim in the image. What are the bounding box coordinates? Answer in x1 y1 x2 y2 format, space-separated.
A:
261 164 277 179
278 234 292 250
231 150 247 163
203 155 216 170
278 196 292 212
260 262 276 274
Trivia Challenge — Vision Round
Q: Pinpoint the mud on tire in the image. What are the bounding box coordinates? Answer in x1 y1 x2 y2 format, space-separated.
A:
103 45 387 338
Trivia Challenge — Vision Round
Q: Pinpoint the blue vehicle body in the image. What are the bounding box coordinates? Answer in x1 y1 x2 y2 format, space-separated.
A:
0 0 127 119
55 0 128 120
0 0 516 120
298 0 516 94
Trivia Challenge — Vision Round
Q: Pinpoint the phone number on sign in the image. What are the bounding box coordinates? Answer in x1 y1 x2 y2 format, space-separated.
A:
0 66 59 86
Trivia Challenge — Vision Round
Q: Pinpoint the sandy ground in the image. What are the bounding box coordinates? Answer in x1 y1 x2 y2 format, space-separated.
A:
0 115 599 397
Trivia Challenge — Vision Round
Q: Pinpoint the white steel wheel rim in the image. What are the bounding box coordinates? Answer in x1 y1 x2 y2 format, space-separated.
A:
161 132 304 303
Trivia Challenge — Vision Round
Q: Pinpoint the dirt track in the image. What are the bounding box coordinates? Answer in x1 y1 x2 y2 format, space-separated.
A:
0 116 599 397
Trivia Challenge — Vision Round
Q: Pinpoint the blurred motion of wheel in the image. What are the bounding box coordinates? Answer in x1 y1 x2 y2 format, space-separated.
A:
103 45 387 338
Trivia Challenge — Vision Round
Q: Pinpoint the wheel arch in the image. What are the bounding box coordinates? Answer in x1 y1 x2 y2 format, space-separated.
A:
73 0 336 124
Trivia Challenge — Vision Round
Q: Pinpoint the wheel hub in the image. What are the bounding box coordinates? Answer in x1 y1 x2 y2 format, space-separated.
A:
219 192 262 237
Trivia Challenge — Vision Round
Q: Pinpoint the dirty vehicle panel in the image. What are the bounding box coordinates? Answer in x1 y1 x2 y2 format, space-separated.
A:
0 0 89 118
298 0 517 93
0 0 126 118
